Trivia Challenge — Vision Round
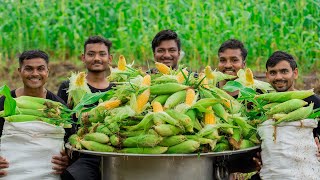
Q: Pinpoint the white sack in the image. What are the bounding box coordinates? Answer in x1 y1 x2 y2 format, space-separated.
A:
258 119 320 180
0 121 65 180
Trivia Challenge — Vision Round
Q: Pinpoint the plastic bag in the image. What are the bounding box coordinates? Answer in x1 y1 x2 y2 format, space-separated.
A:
0 121 65 180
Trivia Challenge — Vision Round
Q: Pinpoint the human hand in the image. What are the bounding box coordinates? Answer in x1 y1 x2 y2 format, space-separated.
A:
51 150 69 174
0 156 9 176
252 152 262 171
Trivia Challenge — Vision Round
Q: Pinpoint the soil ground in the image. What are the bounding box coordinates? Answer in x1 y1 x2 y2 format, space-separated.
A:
1 62 319 95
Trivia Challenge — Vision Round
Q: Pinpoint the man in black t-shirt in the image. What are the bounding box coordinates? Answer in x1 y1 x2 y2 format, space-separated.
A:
58 36 114 180
0 50 69 177
265 51 320 134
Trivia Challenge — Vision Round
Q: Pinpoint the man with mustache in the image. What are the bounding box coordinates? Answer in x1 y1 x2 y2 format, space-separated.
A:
58 36 114 180
217 39 247 97
265 50 320 135
148 29 181 73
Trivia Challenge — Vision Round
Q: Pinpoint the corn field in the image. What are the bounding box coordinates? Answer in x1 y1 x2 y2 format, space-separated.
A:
0 0 319 73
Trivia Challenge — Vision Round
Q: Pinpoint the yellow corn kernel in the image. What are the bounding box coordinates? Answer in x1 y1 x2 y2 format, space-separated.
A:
204 66 214 79
141 74 151 86
155 62 170 74
136 89 150 113
118 55 127 71
75 72 87 87
245 68 254 86
99 99 121 110
152 101 163 112
176 69 189 84
185 88 195 106
204 106 215 125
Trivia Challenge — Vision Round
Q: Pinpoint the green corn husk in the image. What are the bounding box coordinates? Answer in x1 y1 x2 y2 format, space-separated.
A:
122 134 163 148
166 109 193 133
153 112 183 129
255 89 314 103
126 113 154 131
213 142 230 152
119 146 168 154
164 90 186 109
151 95 170 105
96 125 113 135
275 103 314 125
185 109 202 131
159 135 187 147
80 140 115 152
153 124 183 137
166 140 200 154
68 134 82 150
110 134 120 146
120 130 144 137
266 99 307 115
239 139 255 149
84 133 109 144
150 83 189 95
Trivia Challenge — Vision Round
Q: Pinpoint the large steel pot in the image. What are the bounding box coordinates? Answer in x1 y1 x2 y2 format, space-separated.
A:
66 144 260 180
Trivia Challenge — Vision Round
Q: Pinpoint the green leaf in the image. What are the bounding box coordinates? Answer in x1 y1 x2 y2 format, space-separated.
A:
223 81 244 92
0 85 16 116
72 91 114 112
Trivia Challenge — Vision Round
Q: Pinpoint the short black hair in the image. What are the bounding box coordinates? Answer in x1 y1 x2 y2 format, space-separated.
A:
151 29 181 53
266 51 297 70
218 39 248 61
19 50 49 67
84 36 112 53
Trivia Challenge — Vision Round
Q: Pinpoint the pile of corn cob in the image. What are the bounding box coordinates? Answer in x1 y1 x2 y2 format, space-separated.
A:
68 56 265 154
0 91 72 128
68 56 318 154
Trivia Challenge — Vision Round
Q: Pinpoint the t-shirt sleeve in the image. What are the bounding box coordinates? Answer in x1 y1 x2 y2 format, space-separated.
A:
57 81 69 105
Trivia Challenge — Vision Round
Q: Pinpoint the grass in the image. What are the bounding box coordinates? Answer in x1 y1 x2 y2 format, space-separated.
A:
0 0 319 73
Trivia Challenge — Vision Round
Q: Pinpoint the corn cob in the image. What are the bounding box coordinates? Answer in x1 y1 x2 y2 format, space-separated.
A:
186 135 217 151
69 134 82 150
262 102 280 110
239 139 255 149
152 101 163 113
164 90 186 109
84 133 109 144
96 125 113 136
159 135 187 147
266 99 307 115
122 134 163 148
110 135 120 146
275 103 314 125
67 72 91 107
4 114 54 124
213 142 230 152
153 124 183 137
228 128 241 150
185 109 202 131
153 112 182 128
150 83 188 95
166 140 200 154
98 99 121 110
80 140 115 152
118 55 127 71
151 95 170 105
141 74 151 86
185 88 196 106
255 89 314 103
176 69 189 83
230 116 255 138
166 109 194 133
119 146 168 154
204 106 216 125
204 66 214 79
107 122 120 133
126 113 154 131
272 113 287 121
135 89 150 114
120 130 144 137
155 62 170 74
245 68 254 86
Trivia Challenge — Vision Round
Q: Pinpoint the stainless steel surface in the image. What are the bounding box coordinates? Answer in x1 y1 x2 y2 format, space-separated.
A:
66 144 260 180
